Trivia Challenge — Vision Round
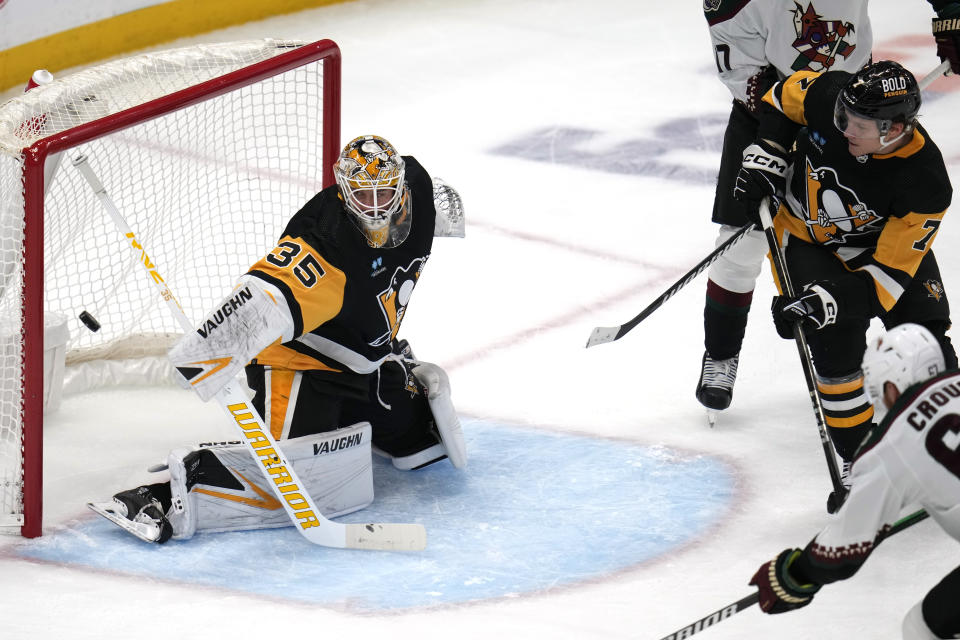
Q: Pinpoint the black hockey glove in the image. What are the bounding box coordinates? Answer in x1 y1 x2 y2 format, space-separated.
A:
749 549 821 614
732 139 788 225
933 2 960 74
771 282 838 339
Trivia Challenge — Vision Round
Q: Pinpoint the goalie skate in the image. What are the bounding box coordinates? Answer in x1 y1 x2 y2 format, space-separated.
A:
88 486 173 543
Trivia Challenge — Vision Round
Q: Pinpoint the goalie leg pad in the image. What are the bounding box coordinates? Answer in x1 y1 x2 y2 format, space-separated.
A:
412 361 467 469
166 422 373 539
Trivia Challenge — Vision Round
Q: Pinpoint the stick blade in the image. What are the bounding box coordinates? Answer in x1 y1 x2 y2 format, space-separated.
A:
586 326 620 348
344 522 427 551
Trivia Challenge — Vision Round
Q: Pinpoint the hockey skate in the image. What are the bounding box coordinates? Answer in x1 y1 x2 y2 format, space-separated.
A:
826 461 853 514
695 351 739 425
88 486 173 543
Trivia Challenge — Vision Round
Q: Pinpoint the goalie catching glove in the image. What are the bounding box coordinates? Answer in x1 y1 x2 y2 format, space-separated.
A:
169 276 294 401
771 281 838 339
750 548 821 614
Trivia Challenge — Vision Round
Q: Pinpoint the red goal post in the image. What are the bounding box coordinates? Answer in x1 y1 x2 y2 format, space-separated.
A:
0 38 341 538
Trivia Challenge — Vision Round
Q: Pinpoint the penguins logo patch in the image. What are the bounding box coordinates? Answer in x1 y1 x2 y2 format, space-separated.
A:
802 159 882 244
925 280 945 302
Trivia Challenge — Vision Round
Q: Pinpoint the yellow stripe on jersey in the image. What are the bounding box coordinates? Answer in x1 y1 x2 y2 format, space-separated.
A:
874 129 926 159
874 210 944 275
267 368 298 440
249 235 347 334
254 344 343 372
763 70 819 125
860 208 945 312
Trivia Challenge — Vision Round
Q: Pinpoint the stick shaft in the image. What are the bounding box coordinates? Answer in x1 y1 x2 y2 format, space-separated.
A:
758 197 846 497
655 509 929 639
919 59 951 91
586 223 755 347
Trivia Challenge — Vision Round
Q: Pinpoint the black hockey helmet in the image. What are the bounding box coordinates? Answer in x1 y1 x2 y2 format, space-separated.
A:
834 60 920 137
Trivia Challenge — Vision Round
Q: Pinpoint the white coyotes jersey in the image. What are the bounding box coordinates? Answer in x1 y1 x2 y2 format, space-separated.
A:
813 371 960 558
705 0 872 103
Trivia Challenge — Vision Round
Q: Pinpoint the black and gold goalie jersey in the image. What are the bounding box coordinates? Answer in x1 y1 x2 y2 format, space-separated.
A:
245 156 436 375
759 69 952 314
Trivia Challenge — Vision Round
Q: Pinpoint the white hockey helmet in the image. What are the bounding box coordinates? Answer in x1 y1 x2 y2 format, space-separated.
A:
334 135 410 248
862 323 945 416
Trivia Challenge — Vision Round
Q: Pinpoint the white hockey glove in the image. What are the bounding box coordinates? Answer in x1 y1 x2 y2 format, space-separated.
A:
169 276 294 401
432 177 465 237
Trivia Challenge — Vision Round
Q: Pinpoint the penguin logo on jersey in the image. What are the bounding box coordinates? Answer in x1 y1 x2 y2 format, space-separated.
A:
372 257 427 347
925 280 945 302
790 3 856 72
803 159 882 244
703 0 722 10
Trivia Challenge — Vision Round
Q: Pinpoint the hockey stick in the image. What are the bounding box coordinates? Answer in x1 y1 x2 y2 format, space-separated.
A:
587 61 950 352
756 197 847 508
72 153 426 551
586 222 756 348
919 59 951 91
654 507 930 640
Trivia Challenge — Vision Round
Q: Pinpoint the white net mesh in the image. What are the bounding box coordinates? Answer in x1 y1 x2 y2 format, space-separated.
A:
0 38 336 532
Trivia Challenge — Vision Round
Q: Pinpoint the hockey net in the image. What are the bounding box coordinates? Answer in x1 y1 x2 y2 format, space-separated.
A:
0 38 341 537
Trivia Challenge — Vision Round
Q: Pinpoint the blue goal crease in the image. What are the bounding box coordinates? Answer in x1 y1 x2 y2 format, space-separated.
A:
14 419 736 612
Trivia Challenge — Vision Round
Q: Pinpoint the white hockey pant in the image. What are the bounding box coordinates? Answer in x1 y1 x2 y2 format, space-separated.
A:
706 225 769 293
166 421 373 539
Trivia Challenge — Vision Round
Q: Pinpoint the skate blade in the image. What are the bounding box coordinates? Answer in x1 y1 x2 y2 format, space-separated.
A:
706 409 718 428
87 501 162 543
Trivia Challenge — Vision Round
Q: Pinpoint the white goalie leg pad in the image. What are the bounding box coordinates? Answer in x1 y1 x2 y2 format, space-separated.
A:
166 422 373 539
706 225 769 293
412 361 467 468
168 275 294 401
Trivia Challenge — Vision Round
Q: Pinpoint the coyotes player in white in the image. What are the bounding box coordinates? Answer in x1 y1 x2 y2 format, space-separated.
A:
749 323 960 639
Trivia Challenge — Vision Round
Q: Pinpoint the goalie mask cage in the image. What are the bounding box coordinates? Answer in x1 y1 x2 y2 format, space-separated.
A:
0 38 341 537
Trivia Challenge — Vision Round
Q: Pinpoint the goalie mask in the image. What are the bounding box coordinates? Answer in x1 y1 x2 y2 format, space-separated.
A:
862 323 945 419
334 135 411 248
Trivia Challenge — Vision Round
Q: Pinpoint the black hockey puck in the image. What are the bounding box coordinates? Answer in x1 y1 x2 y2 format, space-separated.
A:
79 310 101 332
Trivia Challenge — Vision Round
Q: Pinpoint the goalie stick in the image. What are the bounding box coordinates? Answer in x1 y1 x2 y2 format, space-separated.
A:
586 61 951 351
72 153 426 551
654 508 930 640
586 222 756 348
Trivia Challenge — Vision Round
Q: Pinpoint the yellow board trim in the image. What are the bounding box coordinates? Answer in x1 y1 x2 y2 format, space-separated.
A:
0 0 353 92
